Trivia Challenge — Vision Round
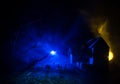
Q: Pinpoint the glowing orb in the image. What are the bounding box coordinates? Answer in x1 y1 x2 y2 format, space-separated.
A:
108 50 113 61
50 50 56 55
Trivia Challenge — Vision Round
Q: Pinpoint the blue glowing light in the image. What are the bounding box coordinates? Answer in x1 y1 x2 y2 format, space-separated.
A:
89 57 93 64
50 50 56 55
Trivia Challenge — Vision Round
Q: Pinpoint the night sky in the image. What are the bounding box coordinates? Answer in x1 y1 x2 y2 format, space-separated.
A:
1 0 120 84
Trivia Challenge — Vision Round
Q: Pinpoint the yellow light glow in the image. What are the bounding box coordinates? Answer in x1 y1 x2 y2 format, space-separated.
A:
98 21 107 34
108 50 113 61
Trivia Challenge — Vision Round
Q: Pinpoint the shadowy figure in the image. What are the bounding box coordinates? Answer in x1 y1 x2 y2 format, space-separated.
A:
45 64 51 78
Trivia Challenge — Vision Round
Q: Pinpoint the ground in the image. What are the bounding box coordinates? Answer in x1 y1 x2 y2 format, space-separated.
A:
8 63 108 84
